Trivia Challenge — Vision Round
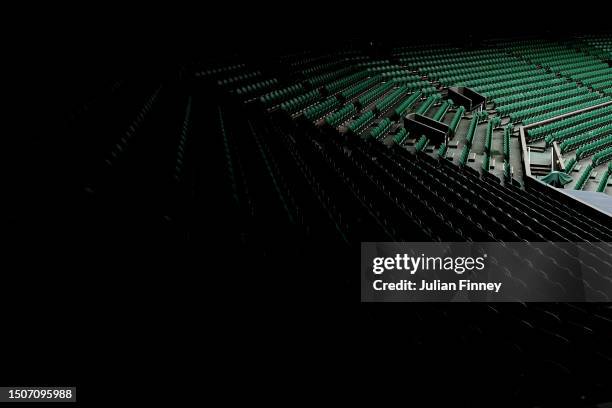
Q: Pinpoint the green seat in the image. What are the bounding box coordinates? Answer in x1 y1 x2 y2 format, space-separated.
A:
415 135 429 152
574 164 594 190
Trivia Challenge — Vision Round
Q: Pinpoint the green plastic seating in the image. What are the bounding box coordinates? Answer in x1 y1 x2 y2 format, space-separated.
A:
564 157 577 174
559 125 612 153
375 86 409 115
340 76 381 101
530 104 612 141
347 111 375 135
574 164 594 190
325 103 356 127
509 93 600 123
415 135 429 151
465 115 479 147
593 146 612 166
358 82 394 108
394 91 422 118
218 71 261 87
303 97 341 121
415 94 441 115
503 161 511 180
503 124 512 160
308 67 354 88
235 78 278 96
459 145 471 167
432 100 452 122
369 118 393 140
482 154 491 173
280 90 321 114
325 71 370 94
393 128 409 145
596 163 611 192
576 135 612 159
523 98 610 126
484 116 501 153
437 143 448 158
449 106 465 134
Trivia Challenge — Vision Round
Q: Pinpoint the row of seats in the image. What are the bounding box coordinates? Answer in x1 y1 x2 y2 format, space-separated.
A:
299 60 344 78
413 94 446 152
497 87 586 117
375 85 409 114
500 39 612 101
572 68 612 83
484 116 501 153
280 89 321 114
390 78 437 94
481 153 490 173
369 118 393 140
217 70 261 87
324 103 356 128
446 63 536 88
448 105 465 134
414 135 429 151
196 63 246 78
601 84 612 95
392 127 408 145
558 60 610 78
303 97 340 121
260 83 304 107
367 65 405 74
234 78 279 97
459 144 470 167
325 71 369 94
522 98 609 126
558 125 612 153
435 58 534 80
399 49 529 87
380 70 419 79
393 91 422 118
597 163 611 192
398 47 503 67
509 92 601 123
340 75 380 101
503 124 512 161
482 116 502 173
587 78 612 90
503 161 511 180
437 142 448 158
474 74 557 100
574 164 593 190
307 66 354 88
564 157 577 174
546 115 612 146
347 110 375 135
593 146 612 166
432 99 452 121
415 94 441 115
528 103 612 140
465 113 480 147
494 81 576 108
356 60 392 69
575 135 612 160
357 82 394 108
576 35 612 59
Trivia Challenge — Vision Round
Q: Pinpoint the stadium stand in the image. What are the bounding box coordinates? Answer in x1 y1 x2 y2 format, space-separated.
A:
63 36 612 407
